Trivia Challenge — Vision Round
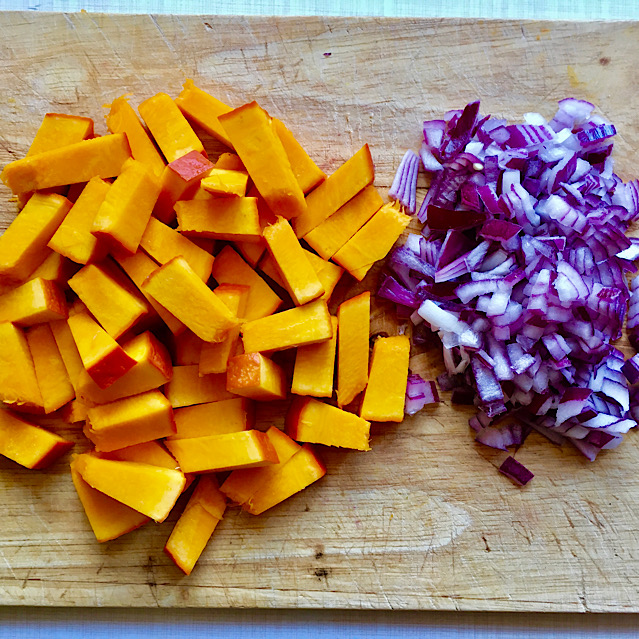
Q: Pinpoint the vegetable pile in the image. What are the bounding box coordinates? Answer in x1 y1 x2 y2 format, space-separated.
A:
383 99 639 483
0 81 412 574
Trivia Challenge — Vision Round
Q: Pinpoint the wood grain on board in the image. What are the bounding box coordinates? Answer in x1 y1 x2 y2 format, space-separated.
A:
0 12 639 611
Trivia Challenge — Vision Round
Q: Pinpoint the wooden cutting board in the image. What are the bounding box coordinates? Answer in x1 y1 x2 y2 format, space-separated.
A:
1 12 639 612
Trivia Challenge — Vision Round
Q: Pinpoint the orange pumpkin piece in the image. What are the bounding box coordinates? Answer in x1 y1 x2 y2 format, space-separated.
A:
286 396 371 451
70 457 150 542
241 299 333 354
153 150 214 224
138 92 205 164
84 390 175 452
173 330 204 366
140 217 214 282
360 336 410 423
333 201 411 281
142 257 238 343
220 426 301 505
103 441 179 470
26 113 94 158
0 322 44 411
226 352 287 401
61 399 88 424
91 159 161 256
244 444 326 515
175 79 234 148
50 318 84 392
26 324 74 414
262 216 324 306
304 185 383 259
291 316 338 398
199 284 249 375
272 118 326 194
106 96 166 177
30 250 76 285
47 177 111 265
164 475 227 575
68 263 150 339
0 133 131 194
67 311 137 390
73 453 185 522
292 143 374 238
0 192 72 285
200 168 248 197
164 365 236 408
167 397 254 441
175 197 261 243
219 102 307 219
0 408 73 469
336 291 370 407
115 251 185 336
165 429 278 474
235 239 266 268
215 153 245 171
0 277 67 326
76 330 173 406
211 246 282 321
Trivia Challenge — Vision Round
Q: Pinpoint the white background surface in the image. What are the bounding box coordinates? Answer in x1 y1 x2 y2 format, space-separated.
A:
1 0 638 635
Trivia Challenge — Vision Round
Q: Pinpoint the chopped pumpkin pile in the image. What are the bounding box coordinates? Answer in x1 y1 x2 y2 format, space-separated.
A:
0 80 412 575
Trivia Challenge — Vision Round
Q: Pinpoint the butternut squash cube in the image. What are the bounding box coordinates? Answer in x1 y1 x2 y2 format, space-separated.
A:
141 257 238 343
115 251 185 335
293 144 374 238
167 397 254 441
91 159 161 256
262 216 324 306
67 311 136 390
292 316 338 398
106 96 166 177
0 134 131 194
220 426 301 505
0 322 44 411
84 390 175 452
50 318 84 391
68 262 151 339
26 113 94 158
241 299 332 353
175 197 261 243
70 457 150 542
76 331 173 406
304 185 383 259
48 177 111 265
360 336 410 422
102 441 179 470
219 102 307 219
26 324 74 414
73 453 185 522
138 92 205 164
199 284 249 375
140 217 214 282
165 365 235 408
153 150 214 223
333 201 411 281
0 192 72 285
226 352 287 401
0 277 67 326
211 246 281 321
200 168 248 197
165 430 278 474
272 118 326 194
337 291 370 407
244 444 326 515
175 79 234 148
286 397 371 451
164 475 227 575
0 408 72 469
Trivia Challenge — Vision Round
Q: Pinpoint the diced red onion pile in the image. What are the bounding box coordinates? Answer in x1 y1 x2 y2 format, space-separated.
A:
384 99 639 483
